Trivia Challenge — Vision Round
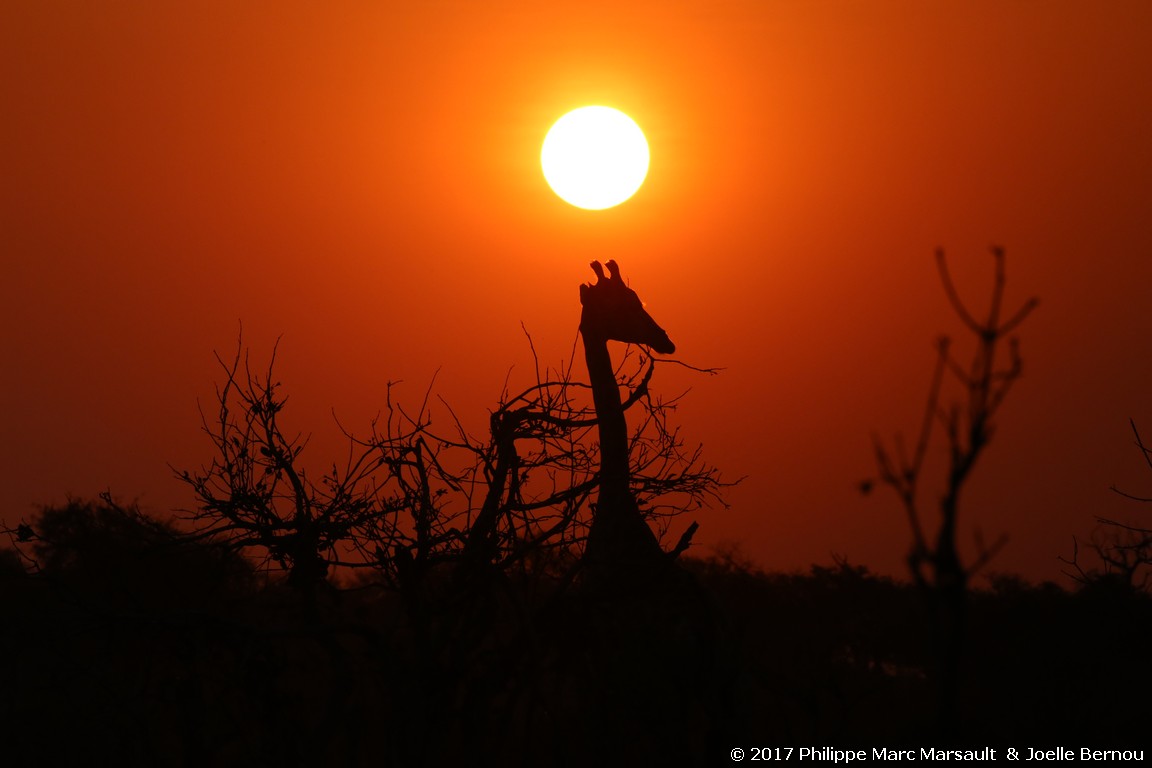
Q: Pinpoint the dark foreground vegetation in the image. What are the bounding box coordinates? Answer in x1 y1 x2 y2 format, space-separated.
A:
2 498 1148 765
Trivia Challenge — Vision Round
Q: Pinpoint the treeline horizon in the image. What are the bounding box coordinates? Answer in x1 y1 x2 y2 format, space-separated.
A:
5 491 1140 593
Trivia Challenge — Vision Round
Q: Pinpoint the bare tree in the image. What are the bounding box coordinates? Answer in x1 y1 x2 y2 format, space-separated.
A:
174 340 396 590
869 246 1037 732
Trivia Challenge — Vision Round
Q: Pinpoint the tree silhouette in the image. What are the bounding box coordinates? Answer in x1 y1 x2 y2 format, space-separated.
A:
869 246 1037 734
174 341 389 590
8 492 250 608
1061 418 1152 594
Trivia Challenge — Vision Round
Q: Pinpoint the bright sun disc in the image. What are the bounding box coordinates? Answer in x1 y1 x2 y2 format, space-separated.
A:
541 106 649 210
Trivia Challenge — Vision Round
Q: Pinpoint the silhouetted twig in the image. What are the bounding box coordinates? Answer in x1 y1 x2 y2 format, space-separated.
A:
1062 418 1152 592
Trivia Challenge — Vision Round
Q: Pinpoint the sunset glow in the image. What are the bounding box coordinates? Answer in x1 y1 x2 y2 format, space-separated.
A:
541 106 649 210
3 0 1152 588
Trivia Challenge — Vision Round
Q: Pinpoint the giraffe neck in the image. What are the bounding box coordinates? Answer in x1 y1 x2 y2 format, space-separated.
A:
580 332 666 577
582 335 630 502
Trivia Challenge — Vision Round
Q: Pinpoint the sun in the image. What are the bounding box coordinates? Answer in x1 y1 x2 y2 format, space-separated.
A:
541 106 650 210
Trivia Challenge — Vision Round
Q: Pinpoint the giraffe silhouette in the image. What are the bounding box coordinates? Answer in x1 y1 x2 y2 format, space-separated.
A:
573 261 733 760
578 259 675 577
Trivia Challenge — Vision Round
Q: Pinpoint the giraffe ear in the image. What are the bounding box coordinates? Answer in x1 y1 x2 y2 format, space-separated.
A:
579 283 590 304
590 261 606 282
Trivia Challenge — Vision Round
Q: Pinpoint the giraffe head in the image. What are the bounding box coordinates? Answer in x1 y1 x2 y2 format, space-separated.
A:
579 260 675 354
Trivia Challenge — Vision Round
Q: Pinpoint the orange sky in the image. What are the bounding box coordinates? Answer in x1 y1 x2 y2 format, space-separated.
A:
4 1 1152 584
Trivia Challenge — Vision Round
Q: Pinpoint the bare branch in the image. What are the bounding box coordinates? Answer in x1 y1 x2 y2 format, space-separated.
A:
934 248 984 336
